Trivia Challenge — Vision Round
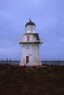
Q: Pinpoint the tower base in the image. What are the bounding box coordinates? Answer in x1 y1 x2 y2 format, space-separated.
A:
19 62 42 67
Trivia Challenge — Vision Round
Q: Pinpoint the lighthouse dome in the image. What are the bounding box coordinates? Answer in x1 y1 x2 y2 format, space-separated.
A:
25 19 36 27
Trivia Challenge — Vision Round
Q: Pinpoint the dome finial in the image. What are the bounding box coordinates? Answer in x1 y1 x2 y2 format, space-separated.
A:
25 19 36 27
29 18 31 22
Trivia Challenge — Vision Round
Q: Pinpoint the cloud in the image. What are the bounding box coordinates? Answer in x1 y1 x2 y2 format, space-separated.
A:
0 0 64 60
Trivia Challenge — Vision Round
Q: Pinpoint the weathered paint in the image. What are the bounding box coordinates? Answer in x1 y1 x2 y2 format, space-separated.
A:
19 20 43 66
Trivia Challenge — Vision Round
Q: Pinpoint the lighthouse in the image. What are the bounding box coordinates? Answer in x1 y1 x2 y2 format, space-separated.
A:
19 19 43 66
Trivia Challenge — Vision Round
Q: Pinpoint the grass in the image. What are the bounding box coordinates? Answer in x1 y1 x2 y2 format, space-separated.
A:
0 64 64 95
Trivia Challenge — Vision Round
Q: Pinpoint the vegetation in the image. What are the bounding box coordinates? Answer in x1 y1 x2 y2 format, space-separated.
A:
0 64 64 95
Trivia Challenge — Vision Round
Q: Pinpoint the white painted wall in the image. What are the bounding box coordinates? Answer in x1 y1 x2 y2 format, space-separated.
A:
19 33 40 43
20 43 41 66
21 34 33 42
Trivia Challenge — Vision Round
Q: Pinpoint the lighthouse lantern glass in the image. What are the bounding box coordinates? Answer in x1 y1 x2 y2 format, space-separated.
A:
26 25 36 33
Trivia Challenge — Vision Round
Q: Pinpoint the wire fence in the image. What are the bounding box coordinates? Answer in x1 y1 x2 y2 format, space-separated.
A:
0 59 64 66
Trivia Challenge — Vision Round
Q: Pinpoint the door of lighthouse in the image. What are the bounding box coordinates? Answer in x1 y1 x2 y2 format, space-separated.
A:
26 56 29 64
27 36 30 41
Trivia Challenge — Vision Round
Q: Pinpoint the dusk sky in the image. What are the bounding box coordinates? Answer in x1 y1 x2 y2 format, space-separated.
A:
0 0 64 60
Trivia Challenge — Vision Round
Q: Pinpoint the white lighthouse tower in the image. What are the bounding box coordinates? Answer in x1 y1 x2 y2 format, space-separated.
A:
19 19 43 66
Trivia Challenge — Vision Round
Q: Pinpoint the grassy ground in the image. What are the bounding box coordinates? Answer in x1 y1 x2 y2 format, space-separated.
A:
0 64 64 95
